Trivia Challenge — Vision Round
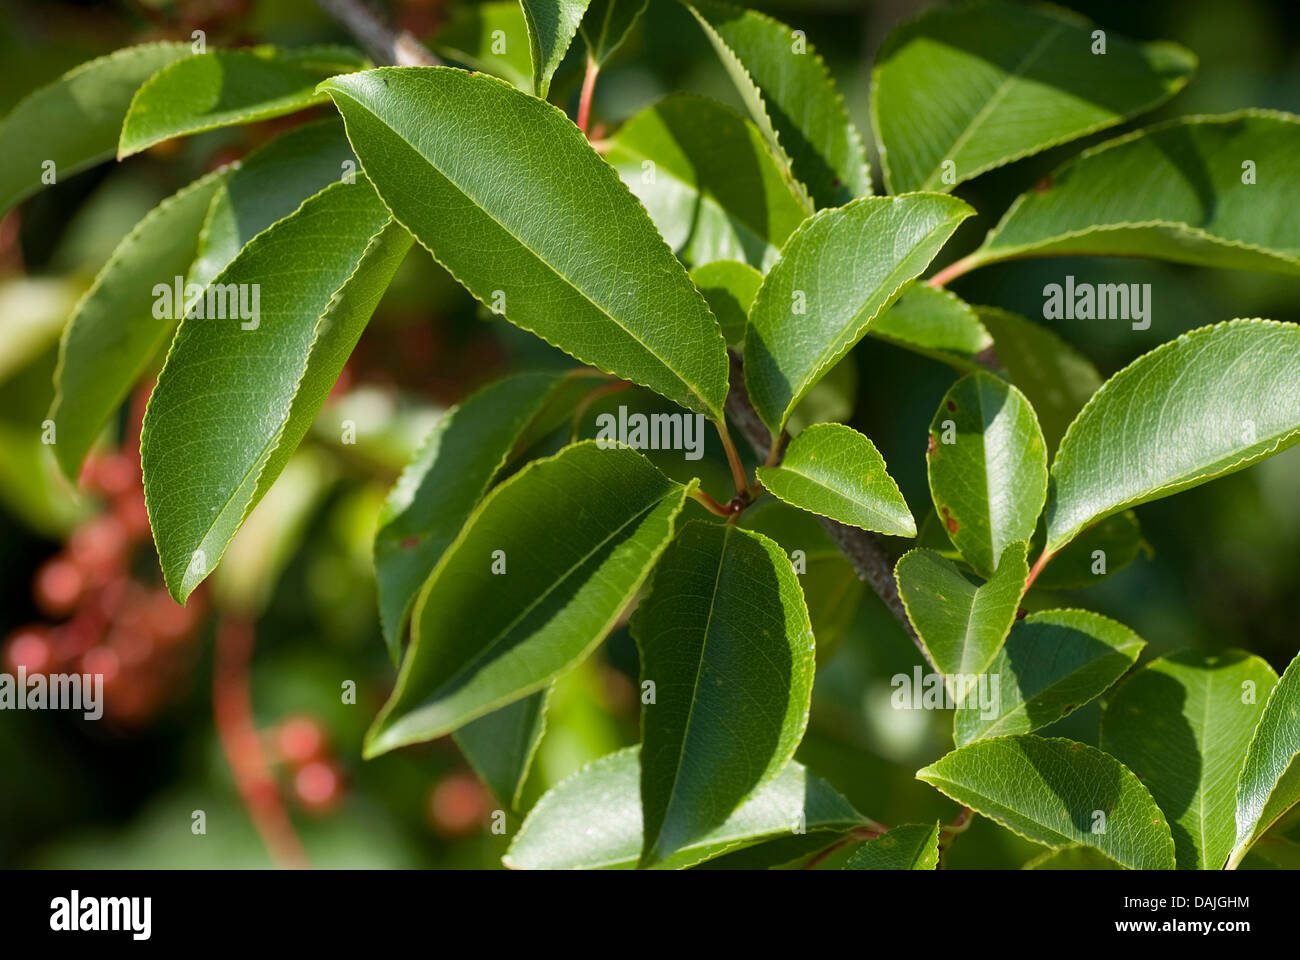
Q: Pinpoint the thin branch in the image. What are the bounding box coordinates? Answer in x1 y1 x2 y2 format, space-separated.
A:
214 617 309 869
725 349 929 663
317 0 442 66
577 57 599 136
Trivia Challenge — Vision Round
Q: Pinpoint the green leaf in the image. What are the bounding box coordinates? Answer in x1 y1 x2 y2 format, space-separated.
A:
738 500 865 658
142 177 410 601
756 422 914 537
917 735 1176 869
689 260 762 346
504 746 864 869
955 609 1144 745
118 45 366 158
870 285 993 372
1230 649 1300 869
1045 319 1300 555
520 0 590 98
453 686 551 811
1030 511 1148 591
871 0 1195 194
927 371 1046 578
49 166 229 481
366 442 690 756
895 542 1028 686
1022 845 1122 870
607 94 811 271
744 194 973 434
0 42 192 216
1101 650 1277 870
844 823 940 870
580 0 648 65
433 1 534 91
631 520 815 866
322 67 730 420
1252 836 1300 870
684 0 871 208
971 112 1300 275
190 118 358 289
374 371 602 658
977 307 1102 456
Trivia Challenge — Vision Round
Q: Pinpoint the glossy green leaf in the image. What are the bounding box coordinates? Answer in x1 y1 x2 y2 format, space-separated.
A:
738 500 864 658
1046 320 1300 555
607 94 811 271
871 0 1195 193
977 307 1102 455
580 0 648 65
1252 836 1300 870
896 542 1028 687
520 1 590 97
631 520 815 866
955 609 1144 745
917 735 1176 869
843 823 940 870
366 443 690 756
927 371 1046 578
1102 650 1277 870
1023 845 1122 870
745 194 973 434
49 166 229 481
1030 511 1148 591
118 45 366 158
191 118 357 289
757 422 914 537
971 112 1300 275
0 42 192 216
690 260 761 346
142 177 410 601
322 67 729 420
504 746 864 869
684 0 871 208
433 1 533 91
374 371 602 658
870 285 993 372
453 686 551 811
1230 649 1300 869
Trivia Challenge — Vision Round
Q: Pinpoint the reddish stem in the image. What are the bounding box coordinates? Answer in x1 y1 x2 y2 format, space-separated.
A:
214 617 309 869
1024 549 1054 591
577 57 599 137
927 253 981 289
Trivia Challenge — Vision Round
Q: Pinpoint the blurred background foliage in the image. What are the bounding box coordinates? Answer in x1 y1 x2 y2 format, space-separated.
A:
1 0 1297 869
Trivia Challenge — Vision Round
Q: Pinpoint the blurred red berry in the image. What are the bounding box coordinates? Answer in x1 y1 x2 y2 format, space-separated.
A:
143 589 194 644
82 646 121 685
34 557 83 617
274 715 328 766
6 627 52 673
427 772 488 838
86 452 137 497
114 490 151 539
294 760 343 813
68 515 128 579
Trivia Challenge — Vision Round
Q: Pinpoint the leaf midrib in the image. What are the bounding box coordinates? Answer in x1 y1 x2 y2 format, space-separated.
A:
650 524 732 861
920 21 1067 192
329 81 717 418
417 485 674 709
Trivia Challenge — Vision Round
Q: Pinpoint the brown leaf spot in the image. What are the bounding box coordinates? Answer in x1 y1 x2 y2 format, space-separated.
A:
927 434 937 455
1034 175 1053 193
941 507 958 534
400 536 421 550
946 400 956 412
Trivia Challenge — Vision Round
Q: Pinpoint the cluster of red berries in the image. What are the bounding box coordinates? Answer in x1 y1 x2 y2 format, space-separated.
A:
267 714 346 816
2 449 204 725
